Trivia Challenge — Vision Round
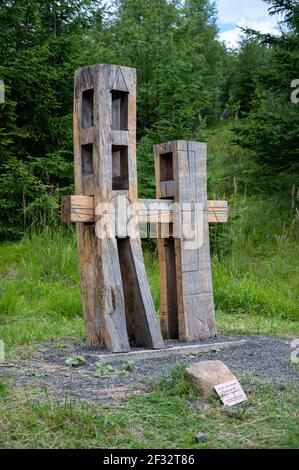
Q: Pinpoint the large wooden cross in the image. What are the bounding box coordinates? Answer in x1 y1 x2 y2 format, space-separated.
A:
61 64 228 352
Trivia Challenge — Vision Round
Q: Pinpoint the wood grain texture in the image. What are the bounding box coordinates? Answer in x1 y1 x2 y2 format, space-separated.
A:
61 196 228 224
76 224 130 351
66 66 227 349
118 237 164 348
72 64 163 351
61 195 94 223
74 65 130 351
154 140 218 341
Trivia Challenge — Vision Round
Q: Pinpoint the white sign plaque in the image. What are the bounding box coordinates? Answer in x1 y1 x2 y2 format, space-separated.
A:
214 379 247 406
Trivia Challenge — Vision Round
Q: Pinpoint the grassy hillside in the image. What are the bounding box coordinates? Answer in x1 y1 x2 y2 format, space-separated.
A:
0 126 298 356
206 125 299 334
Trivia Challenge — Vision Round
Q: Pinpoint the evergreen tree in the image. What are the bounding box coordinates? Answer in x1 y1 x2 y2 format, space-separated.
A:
235 0 299 177
0 0 102 239
0 0 229 238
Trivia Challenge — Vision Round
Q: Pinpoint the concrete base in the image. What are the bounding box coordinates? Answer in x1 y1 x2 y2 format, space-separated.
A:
84 339 246 363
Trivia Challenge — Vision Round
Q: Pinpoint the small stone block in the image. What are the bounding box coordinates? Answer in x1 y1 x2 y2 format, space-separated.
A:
185 360 236 396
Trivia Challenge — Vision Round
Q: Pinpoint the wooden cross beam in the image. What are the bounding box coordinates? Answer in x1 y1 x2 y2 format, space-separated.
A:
62 143 228 342
61 196 228 225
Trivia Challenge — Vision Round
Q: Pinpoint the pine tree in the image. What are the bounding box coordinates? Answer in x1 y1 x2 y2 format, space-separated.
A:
235 0 299 176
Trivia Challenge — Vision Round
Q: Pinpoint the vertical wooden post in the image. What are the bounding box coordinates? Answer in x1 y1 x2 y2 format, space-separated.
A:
154 141 217 341
74 64 163 351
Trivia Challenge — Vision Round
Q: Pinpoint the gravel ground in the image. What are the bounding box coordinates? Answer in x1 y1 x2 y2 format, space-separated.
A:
0 335 298 402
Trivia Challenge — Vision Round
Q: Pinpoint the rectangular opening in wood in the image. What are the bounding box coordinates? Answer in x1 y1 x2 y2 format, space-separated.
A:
112 145 129 190
111 90 128 130
160 152 174 182
117 237 153 347
164 235 179 339
81 88 94 129
81 144 93 176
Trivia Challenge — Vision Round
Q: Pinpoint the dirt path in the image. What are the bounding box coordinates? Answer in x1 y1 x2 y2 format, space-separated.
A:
1 335 298 402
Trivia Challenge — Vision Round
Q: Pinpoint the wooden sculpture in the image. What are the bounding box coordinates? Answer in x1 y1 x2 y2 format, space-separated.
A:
61 64 228 351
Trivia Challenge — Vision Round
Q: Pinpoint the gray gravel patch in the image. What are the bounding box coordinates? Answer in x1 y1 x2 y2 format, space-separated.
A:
0 335 298 403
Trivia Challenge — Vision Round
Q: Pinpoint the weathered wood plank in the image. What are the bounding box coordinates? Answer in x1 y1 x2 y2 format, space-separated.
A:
74 65 131 351
71 64 164 351
112 130 129 146
178 141 217 339
154 140 218 341
118 237 164 348
61 195 228 224
61 195 94 223
76 224 130 351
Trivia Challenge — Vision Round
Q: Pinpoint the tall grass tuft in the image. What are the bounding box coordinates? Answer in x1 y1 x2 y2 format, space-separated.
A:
0 227 84 352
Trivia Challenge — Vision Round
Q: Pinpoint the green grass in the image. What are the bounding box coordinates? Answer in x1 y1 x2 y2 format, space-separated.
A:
0 226 297 358
0 369 298 449
0 227 84 354
0 123 298 449
206 124 298 332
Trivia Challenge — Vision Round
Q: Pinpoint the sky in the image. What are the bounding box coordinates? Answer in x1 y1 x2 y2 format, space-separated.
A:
215 0 281 47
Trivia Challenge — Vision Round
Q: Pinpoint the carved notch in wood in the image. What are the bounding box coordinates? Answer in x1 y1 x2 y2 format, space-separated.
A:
111 90 128 130
81 88 94 129
160 152 174 182
112 145 129 190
